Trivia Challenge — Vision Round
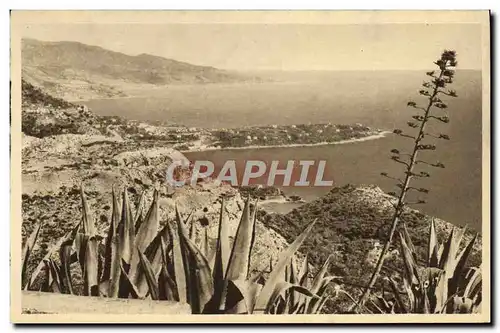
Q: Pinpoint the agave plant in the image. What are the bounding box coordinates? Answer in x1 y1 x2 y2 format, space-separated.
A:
21 185 338 314
370 220 481 314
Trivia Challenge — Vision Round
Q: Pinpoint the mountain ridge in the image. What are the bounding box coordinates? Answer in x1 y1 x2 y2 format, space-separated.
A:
22 38 258 100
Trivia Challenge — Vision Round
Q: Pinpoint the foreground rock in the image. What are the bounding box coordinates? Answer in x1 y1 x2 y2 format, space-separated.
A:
22 291 190 315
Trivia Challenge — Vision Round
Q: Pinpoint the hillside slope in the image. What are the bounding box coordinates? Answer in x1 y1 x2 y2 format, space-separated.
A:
259 184 481 311
22 38 257 100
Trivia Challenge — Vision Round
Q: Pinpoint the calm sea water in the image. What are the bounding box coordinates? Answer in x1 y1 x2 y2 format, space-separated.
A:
84 71 482 230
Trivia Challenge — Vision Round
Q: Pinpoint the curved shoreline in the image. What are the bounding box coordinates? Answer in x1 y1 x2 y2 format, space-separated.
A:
181 130 392 153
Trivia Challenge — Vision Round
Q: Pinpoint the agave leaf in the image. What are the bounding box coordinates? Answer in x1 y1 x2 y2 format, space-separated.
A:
264 281 318 314
137 247 160 300
83 236 99 296
316 275 338 297
306 275 337 314
167 218 188 304
41 259 60 293
450 296 474 313
401 222 417 262
119 260 141 299
463 267 482 299
175 206 193 303
117 189 135 265
80 185 96 236
189 219 197 243
428 219 439 267
402 278 415 311
287 257 299 307
218 198 257 313
200 226 209 258
134 190 146 231
74 232 87 271
178 224 214 314
398 232 420 285
108 233 121 298
102 186 120 283
289 257 298 284
130 190 160 281
255 219 318 312
22 222 43 288
211 198 231 304
452 233 478 283
158 264 177 301
59 232 76 295
59 245 74 294
47 259 63 293
26 224 79 290
310 255 333 294
313 295 331 314
388 277 408 313
438 227 465 275
370 298 387 314
158 237 178 301
431 268 447 313
226 279 263 314
135 239 164 298
225 197 255 281
298 254 309 287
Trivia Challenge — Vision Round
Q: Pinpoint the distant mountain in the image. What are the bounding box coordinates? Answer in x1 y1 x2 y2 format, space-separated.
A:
22 39 258 100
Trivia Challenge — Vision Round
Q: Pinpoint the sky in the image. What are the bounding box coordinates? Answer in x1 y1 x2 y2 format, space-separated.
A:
21 23 482 71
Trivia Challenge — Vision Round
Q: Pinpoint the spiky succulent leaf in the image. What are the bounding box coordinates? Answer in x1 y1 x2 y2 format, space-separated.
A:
398 232 420 285
117 189 135 265
26 224 79 290
226 279 263 314
134 190 146 231
80 185 96 236
21 222 43 288
102 186 120 284
137 247 160 300
264 281 318 314
254 219 317 312
225 197 255 282
428 219 439 267
167 218 188 304
177 221 214 314
130 190 159 283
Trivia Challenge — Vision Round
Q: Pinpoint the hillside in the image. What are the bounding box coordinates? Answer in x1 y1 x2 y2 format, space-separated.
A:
22 38 257 100
259 184 482 312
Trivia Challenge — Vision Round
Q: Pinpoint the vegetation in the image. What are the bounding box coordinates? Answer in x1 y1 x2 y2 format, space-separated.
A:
22 186 337 314
369 220 481 314
22 79 75 109
211 123 379 149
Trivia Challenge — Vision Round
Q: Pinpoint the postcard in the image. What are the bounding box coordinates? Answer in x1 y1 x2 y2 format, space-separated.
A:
10 10 491 324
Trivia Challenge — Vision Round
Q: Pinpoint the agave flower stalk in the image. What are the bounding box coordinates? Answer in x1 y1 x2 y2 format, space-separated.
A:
356 50 458 310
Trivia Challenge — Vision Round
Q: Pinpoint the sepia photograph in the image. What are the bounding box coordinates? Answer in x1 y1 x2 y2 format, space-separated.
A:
10 10 490 323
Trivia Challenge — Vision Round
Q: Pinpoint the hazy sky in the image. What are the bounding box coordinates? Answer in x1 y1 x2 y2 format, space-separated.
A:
21 23 482 71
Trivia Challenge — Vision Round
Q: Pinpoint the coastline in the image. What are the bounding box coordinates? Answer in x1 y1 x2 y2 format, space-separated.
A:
181 130 392 153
